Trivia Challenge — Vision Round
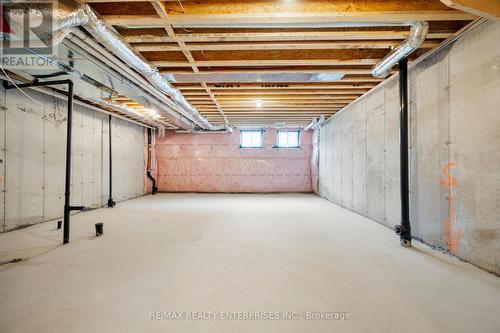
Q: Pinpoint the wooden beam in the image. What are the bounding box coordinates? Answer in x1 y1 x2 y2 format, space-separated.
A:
216 99 351 103
214 96 356 101
124 31 452 43
217 115 332 118
150 1 199 73
201 82 228 124
221 116 338 119
210 111 343 115
201 109 346 113
159 69 380 74
440 0 500 20
183 90 367 96
219 94 358 98
89 0 472 128
150 0 229 125
221 116 320 119
203 95 357 99
151 59 380 67
215 104 349 108
103 11 475 28
201 109 341 112
177 84 377 90
88 0 178 1
217 100 345 108
168 75 384 82
216 104 348 108
227 120 311 122
194 104 349 108
133 40 441 51
193 101 351 105
203 114 339 117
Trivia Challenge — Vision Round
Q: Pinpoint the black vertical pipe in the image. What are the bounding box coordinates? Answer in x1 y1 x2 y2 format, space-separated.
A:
396 57 412 247
3 79 84 244
63 81 74 244
107 115 116 207
147 128 158 194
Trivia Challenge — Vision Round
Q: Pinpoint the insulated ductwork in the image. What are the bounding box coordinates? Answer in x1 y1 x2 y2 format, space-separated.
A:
304 116 325 131
178 126 234 134
90 99 165 130
372 21 429 78
3 2 226 131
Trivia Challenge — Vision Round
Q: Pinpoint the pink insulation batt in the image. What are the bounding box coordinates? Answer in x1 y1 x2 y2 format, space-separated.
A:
155 129 313 192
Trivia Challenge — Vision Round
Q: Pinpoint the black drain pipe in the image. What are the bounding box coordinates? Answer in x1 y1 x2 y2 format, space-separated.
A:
394 58 412 247
107 115 116 207
147 128 158 194
3 79 85 244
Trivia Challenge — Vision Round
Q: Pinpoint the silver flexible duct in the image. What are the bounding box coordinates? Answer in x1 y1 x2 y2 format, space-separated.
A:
304 116 325 131
90 99 165 129
4 3 226 131
372 21 429 78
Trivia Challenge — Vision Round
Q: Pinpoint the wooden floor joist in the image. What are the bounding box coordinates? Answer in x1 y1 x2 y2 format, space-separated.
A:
133 40 441 52
123 31 453 43
150 0 229 125
85 0 475 127
103 11 474 28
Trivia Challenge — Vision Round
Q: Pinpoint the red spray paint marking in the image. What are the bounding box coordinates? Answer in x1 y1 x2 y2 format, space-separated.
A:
440 163 461 253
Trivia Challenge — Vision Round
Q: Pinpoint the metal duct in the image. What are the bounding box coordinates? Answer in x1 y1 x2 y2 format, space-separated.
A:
188 126 234 134
372 21 429 78
304 116 325 131
90 99 165 129
62 31 195 130
3 3 225 131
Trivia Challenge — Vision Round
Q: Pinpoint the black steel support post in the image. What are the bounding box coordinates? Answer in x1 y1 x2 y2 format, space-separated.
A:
395 57 412 247
107 115 116 207
146 128 158 194
3 79 85 244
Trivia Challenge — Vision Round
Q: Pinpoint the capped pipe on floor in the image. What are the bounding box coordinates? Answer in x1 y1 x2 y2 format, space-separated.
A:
95 223 104 236
372 21 429 78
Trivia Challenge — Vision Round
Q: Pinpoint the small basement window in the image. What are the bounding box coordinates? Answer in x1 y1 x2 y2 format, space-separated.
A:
277 130 300 148
240 130 264 148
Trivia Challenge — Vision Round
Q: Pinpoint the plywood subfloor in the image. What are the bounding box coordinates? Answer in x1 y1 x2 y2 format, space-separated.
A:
0 193 499 333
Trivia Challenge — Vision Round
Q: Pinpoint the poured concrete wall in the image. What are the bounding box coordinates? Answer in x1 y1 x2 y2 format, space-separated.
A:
156 130 312 192
0 86 145 232
318 21 500 274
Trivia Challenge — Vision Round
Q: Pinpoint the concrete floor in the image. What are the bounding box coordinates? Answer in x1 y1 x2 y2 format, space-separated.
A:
1 193 499 333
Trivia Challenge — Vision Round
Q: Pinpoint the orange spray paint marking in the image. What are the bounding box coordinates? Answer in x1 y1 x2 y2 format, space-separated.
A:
440 162 461 253
440 162 457 188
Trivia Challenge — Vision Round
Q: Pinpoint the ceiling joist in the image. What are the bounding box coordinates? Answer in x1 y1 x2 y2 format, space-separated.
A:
103 11 474 28
85 0 475 127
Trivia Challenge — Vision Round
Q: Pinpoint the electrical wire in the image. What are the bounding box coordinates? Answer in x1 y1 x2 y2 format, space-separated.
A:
177 0 194 33
0 66 45 107
177 0 186 14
